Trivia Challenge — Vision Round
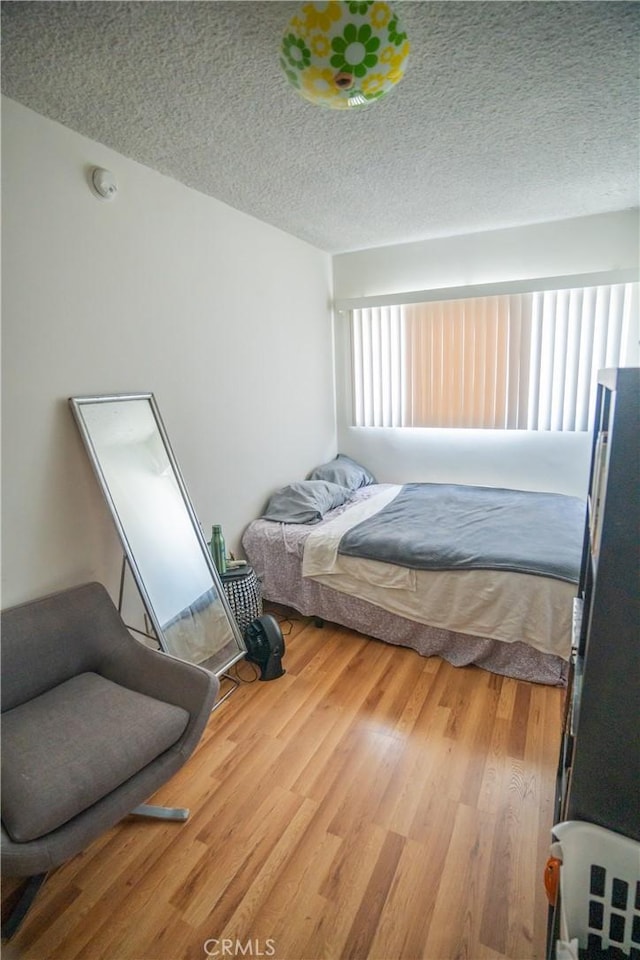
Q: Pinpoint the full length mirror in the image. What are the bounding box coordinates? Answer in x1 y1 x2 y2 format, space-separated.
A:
70 393 245 675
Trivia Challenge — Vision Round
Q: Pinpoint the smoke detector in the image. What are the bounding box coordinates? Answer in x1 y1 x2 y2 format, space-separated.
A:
90 167 118 201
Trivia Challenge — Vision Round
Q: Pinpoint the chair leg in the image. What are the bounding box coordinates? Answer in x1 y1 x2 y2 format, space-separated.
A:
1 873 48 941
130 804 189 821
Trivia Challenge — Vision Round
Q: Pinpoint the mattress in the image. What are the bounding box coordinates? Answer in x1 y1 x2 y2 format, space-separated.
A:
242 484 577 685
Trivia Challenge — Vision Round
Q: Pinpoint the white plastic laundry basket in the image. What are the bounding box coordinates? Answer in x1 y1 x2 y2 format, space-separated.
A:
550 821 640 958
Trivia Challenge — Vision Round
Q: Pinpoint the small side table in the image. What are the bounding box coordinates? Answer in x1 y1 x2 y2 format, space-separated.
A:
221 566 263 637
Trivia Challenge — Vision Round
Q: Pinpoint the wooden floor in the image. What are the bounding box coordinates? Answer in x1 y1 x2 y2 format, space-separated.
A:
2 609 564 960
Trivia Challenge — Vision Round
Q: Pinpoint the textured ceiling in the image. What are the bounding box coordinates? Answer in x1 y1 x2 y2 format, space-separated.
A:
2 1 639 253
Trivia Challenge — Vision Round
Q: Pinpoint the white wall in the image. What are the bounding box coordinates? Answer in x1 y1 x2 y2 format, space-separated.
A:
333 211 640 299
333 211 639 497
1 98 335 608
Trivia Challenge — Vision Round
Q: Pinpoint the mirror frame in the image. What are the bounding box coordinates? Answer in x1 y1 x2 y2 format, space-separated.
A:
69 392 246 676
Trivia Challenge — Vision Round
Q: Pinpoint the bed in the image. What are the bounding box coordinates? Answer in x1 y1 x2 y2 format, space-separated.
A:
242 456 585 686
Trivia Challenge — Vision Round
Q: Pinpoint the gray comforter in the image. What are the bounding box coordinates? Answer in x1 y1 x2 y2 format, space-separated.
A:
338 483 585 582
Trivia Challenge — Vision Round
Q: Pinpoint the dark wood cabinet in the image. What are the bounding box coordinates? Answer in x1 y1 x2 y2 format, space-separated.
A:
547 368 639 960
555 366 640 839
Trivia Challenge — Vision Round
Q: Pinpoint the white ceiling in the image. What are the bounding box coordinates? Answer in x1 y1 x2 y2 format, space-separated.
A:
2 1 639 253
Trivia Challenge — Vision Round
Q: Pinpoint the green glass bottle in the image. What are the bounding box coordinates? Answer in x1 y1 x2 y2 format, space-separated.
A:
210 524 227 575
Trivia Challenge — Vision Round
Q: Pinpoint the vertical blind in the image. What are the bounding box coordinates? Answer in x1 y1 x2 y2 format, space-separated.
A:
350 282 637 430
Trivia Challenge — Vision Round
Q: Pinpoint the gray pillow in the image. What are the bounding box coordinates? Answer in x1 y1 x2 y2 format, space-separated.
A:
308 454 376 490
261 480 352 524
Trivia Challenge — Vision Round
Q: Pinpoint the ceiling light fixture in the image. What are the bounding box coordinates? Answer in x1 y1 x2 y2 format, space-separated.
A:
280 1 409 110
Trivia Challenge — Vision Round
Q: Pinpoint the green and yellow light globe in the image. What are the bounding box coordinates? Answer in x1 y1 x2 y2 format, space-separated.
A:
280 1 410 110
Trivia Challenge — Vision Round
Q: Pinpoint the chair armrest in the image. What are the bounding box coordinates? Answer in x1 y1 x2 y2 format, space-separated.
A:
100 635 219 718
1 582 219 722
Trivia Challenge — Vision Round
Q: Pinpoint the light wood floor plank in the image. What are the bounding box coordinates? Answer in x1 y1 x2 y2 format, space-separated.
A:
213 793 320 937
422 802 497 960
340 829 406 960
367 835 445 960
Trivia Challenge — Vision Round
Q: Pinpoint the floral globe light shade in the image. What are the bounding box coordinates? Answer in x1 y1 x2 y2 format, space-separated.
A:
280 1 410 110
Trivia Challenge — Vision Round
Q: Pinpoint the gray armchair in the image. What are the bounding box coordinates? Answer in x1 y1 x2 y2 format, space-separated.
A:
1 581 219 938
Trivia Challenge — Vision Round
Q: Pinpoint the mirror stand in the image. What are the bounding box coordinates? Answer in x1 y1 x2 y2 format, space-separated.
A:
116 552 241 709
213 673 241 709
117 554 161 648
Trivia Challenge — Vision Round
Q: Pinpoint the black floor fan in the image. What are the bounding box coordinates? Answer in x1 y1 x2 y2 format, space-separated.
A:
244 614 285 680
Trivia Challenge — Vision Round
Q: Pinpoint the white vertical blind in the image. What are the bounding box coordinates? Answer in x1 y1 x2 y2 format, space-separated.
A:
351 306 406 427
350 283 636 430
527 284 633 431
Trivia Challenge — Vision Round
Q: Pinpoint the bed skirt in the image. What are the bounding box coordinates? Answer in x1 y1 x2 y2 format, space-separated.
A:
246 530 568 687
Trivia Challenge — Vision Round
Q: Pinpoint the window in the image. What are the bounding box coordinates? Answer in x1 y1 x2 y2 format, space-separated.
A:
349 281 637 431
